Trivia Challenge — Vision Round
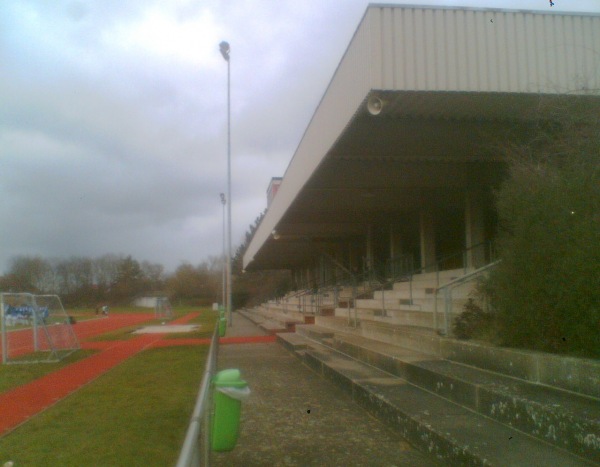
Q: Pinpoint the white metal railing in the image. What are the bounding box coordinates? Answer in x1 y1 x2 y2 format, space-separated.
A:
434 260 501 336
176 321 219 467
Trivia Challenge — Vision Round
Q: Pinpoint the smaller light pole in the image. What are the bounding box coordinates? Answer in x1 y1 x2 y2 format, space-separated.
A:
220 193 226 313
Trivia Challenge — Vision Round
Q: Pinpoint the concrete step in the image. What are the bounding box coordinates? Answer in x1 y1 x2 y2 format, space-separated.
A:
248 305 307 327
402 268 469 284
327 332 600 463
387 285 439 297
259 321 290 334
276 332 592 466
334 307 438 329
238 308 266 325
277 332 309 352
295 324 334 342
317 316 600 400
355 298 423 311
329 312 443 350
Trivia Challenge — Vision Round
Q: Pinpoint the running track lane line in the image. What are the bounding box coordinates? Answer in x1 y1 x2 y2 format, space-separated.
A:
0 333 161 437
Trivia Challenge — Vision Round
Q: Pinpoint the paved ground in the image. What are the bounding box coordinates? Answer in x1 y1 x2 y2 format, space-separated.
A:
212 313 439 466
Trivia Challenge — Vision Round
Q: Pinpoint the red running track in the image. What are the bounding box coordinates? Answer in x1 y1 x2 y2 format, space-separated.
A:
0 314 155 361
0 333 161 436
0 312 274 437
0 313 175 437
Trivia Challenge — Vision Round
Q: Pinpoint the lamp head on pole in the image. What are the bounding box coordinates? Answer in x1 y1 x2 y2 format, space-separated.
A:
219 41 230 61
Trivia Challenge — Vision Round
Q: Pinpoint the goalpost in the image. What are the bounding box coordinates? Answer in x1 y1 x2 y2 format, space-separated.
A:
154 297 173 319
1 292 80 364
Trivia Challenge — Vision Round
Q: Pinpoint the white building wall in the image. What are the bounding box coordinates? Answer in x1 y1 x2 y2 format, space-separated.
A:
133 297 158 308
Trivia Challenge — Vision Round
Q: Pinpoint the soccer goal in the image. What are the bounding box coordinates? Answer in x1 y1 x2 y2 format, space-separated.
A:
1 292 80 364
155 297 173 319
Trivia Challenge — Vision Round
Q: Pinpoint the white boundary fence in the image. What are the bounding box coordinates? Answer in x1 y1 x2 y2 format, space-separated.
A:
176 321 219 466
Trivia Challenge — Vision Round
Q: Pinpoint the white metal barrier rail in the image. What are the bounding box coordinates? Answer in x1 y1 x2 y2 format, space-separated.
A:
176 322 219 467
434 260 501 336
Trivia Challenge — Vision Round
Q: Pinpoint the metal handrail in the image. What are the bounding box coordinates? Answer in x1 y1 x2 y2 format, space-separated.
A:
352 241 496 318
273 242 495 326
176 321 219 467
436 260 501 292
434 260 501 336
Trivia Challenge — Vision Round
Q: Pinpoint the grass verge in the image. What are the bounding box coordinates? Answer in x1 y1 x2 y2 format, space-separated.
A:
0 345 208 466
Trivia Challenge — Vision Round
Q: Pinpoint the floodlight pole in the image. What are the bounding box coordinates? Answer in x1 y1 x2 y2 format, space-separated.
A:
220 41 233 327
220 193 226 312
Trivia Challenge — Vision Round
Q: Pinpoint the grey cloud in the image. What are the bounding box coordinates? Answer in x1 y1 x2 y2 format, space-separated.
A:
2 0 598 274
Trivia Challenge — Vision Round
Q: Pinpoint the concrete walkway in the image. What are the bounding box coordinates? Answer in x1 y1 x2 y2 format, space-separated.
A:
212 313 439 466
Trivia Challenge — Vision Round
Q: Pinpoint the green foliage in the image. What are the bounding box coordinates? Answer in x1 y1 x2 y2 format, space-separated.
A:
483 96 600 358
453 298 496 341
231 210 293 308
0 254 167 307
165 261 220 305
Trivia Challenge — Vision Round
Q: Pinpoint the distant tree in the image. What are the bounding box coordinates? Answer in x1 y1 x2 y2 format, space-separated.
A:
6 256 53 293
140 261 165 291
55 257 92 293
165 261 219 306
92 254 121 290
232 210 266 274
111 256 144 303
52 256 95 304
231 210 292 308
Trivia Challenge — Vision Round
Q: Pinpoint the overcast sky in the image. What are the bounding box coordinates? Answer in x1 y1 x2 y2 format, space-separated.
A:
1 0 598 275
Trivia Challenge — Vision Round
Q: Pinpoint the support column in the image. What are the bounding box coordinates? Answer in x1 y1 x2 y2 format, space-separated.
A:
419 209 436 272
365 224 374 274
390 225 403 277
465 190 486 269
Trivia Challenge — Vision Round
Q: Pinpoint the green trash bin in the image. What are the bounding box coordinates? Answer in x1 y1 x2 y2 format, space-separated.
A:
219 317 227 337
211 369 250 452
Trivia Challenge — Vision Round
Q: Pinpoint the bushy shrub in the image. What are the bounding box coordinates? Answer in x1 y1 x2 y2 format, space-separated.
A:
453 298 496 341
483 96 600 358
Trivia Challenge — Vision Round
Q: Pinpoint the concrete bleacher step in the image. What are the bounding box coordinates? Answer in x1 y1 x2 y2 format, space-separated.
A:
335 307 437 328
239 307 304 333
317 316 600 400
355 298 423 311
326 333 600 463
277 331 309 352
276 331 592 466
238 308 266 325
295 325 334 342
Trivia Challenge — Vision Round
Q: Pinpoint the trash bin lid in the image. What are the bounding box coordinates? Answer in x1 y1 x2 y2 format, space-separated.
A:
213 369 247 388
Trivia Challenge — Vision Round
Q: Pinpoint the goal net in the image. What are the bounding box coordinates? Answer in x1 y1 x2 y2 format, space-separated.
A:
1 293 80 364
155 297 173 319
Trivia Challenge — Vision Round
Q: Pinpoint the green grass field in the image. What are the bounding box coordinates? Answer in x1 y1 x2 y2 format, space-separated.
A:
0 307 217 466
